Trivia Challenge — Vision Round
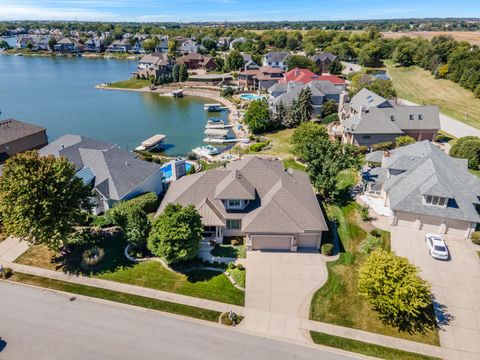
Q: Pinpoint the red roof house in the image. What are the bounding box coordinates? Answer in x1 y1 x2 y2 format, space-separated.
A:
279 68 319 84
317 75 346 90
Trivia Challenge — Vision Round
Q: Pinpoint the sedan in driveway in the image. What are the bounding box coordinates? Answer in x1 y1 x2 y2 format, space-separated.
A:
425 234 449 260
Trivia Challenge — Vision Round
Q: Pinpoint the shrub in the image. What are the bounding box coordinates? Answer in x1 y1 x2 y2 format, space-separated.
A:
228 262 236 270
450 137 480 170
231 239 239 246
358 250 436 333
91 215 113 228
471 231 480 245
372 142 394 151
81 246 105 268
360 205 371 221
360 235 383 254
321 243 334 256
321 113 339 125
249 140 270 152
0 267 13 279
395 135 416 148
221 86 236 98
236 263 244 271
355 145 369 155
220 311 242 326
187 152 198 161
370 229 382 238
109 192 159 228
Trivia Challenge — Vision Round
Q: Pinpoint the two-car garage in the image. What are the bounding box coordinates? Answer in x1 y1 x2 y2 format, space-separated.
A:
249 233 321 251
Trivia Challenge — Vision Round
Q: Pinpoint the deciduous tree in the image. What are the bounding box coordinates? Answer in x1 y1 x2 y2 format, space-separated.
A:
0 151 92 250
147 203 202 264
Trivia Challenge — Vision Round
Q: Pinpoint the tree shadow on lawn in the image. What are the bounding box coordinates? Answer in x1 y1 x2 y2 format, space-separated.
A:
181 268 224 283
57 234 134 276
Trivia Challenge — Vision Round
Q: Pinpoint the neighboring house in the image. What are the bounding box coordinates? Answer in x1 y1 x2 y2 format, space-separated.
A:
341 88 395 120
54 37 84 52
241 54 260 70
340 89 439 148
179 39 201 54
0 119 48 163
155 36 169 52
364 141 480 238
279 68 319 84
310 52 340 74
217 36 232 48
137 52 171 79
262 51 290 71
269 80 341 115
107 39 132 53
156 157 328 250
176 53 216 71
16 36 35 49
40 135 165 215
253 66 284 91
84 38 104 52
317 75 346 91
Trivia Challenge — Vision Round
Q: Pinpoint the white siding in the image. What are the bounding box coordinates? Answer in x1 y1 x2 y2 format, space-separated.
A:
122 169 165 201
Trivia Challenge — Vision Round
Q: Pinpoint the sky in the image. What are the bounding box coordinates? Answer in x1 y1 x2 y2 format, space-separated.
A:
0 0 478 22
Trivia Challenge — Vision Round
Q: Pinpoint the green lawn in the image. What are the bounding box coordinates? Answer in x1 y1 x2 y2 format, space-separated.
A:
310 331 440 360
16 238 244 306
10 272 220 322
227 268 246 288
282 158 307 171
97 260 244 306
106 78 150 89
310 202 440 346
211 244 245 258
262 128 295 158
199 160 227 171
386 61 480 129
336 169 358 192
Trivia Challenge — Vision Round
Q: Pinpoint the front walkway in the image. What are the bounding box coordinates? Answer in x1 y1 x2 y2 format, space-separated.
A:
0 237 29 262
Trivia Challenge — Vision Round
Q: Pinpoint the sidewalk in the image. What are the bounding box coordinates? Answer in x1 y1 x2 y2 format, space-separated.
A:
0 237 29 262
5 261 245 316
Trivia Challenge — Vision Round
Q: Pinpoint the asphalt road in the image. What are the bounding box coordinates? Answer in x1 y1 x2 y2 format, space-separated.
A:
0 282 359 360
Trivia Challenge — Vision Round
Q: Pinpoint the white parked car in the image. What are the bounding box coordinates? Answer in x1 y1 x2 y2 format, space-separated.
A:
425 234 449 260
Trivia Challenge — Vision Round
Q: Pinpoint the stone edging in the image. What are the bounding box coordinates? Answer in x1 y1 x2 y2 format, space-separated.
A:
124 244 245 290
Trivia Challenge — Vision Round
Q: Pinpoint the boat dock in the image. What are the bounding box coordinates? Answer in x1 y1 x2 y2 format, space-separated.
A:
136 134 166 151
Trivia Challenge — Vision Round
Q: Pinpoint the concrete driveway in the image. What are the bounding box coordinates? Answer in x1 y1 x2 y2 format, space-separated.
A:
391 227 480 358
244 251 328 318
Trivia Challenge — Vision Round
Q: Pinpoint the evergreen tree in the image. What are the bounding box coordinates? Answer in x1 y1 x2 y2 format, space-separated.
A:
178 64 189 82
172 64 180 82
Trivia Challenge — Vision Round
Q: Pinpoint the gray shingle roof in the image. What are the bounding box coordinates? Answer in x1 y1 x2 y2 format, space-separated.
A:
344 106 439 135
40 135 162 201
264 51 290 63
0 119 46 145
156 157 327 234
215 170 256 200
347 88 392 114
379 141 480 223
311 52 338 62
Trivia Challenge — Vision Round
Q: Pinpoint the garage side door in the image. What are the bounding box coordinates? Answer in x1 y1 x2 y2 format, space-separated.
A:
297 234 319 249
251 235 291 250
395 212 417 228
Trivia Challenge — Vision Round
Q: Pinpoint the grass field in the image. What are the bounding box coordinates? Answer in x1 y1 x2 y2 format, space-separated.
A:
10 273 221 322
381 31 480 46
386 61 480 129
262 128 295 157
310 202 440 346
106 78 150 89
310 331 440 360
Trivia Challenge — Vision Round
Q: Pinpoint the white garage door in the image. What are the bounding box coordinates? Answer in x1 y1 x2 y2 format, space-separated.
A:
396 212 418 228
446 219 468 237
420 217 443 233
251 235 292 250
297 234 319 249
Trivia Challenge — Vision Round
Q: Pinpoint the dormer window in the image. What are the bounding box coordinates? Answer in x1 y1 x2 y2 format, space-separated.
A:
227 199 241 208
409 114 414 120
424 195 447 207
418 114 423 120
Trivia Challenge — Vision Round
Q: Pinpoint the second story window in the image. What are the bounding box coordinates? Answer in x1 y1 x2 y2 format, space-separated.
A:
227 199 241 208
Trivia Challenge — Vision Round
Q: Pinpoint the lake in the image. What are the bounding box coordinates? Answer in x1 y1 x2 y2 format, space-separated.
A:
0 52 228 155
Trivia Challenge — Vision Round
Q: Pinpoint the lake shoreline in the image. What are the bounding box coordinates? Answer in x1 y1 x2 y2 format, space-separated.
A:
96 84 245 141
